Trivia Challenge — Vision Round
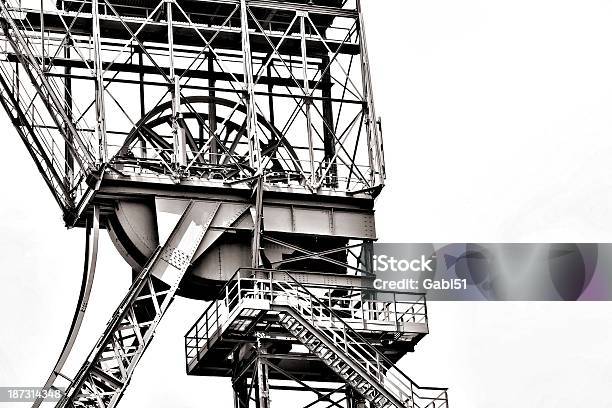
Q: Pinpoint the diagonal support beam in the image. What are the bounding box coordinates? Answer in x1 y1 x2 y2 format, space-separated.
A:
55 200 221 408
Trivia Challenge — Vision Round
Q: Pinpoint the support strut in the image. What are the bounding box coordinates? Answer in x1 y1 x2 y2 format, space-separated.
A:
32 206 100 408
55 200 221 408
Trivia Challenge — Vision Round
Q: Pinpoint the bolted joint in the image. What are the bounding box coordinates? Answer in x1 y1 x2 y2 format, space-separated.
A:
85 164 105 189
303 95 313 105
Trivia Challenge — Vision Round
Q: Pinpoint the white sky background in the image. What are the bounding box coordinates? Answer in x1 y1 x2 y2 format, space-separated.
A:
2 0 612 407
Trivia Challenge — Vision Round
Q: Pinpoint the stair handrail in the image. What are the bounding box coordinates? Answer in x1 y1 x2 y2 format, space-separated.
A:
185 268 447 407
260 270 448 408
185 268 256 363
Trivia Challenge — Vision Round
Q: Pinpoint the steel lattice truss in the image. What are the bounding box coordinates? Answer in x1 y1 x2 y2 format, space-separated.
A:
0 3 448 408
0 0 385 222
232 340 357 408
56 199 224 407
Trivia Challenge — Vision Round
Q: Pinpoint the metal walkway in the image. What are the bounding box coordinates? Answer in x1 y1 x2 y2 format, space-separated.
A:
185 270 448 408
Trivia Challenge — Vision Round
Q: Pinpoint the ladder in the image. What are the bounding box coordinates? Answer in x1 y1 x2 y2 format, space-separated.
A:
271 278 448 408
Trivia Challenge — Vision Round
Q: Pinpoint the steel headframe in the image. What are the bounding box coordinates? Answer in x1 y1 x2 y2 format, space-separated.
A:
0 0 385 223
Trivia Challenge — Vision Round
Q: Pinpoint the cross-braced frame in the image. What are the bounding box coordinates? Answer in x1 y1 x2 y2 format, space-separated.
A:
0 0 385 223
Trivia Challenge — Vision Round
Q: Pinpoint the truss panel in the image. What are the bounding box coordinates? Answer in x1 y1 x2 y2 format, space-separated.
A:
0 0 384 223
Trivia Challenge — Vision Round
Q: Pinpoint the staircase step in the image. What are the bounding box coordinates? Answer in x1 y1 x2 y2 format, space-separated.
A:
338 365 351 375
374 396 389 405
346 372 359 381
277 312 412 408
330 359 344 368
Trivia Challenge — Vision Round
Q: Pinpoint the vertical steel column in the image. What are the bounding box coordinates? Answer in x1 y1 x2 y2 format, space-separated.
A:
321 55 337 188
64 38 74 189
208 52 218 164
360 240 374 276
232 349 249 408
356 0 384 186
138 49 146 159
243 0 265 269
240 0 262 172
168 0 187 168
256 341 270 408
299 12 316 186
265 63 277 169
233 379 248 408
266 64 275 128
199 123 205 149
39 0 44 71
251 176 264 268
91 0 107 163
92 0 107 163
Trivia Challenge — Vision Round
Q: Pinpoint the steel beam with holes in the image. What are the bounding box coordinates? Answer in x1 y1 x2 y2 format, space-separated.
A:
56 200 221 408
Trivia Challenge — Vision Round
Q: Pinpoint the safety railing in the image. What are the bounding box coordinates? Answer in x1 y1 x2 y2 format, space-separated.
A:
0 0 97 168
0 38 95 211
185 269 447 408
54 0 359 21
185 269 426 361
111 146 376 193
0 53 70 208
312 287 427 328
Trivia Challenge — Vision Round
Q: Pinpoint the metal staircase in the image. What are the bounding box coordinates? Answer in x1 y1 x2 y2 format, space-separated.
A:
278 313 400 408
185 270 448 408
